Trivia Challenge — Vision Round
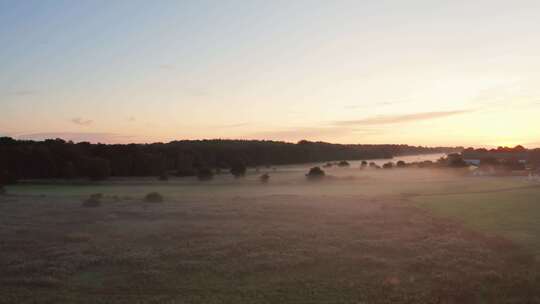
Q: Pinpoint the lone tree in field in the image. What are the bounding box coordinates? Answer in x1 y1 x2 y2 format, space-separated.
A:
260 173 270 183
306 166 325 180
230 162 247 178
382 162 394 169
338 160 350 167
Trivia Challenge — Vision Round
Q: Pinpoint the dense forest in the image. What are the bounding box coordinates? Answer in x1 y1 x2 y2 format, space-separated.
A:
0 137 462 183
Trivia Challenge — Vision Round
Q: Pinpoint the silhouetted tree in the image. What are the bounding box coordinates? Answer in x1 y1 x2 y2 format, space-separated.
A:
338 160 350 167
0 137 463 181
82 157 110 181
306 167 325 179
447 153 467 168
382 162 394 169
260 173 270 183
230 162 247 178
62 161 77 179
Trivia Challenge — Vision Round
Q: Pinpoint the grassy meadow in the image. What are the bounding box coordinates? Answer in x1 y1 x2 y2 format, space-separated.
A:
2 160 540 303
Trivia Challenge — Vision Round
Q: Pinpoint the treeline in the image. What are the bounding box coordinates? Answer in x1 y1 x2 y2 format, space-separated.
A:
463 146 540 165
0 137 461 183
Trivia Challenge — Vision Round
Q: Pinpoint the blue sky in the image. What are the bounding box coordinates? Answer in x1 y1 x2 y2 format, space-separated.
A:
1 0 540 147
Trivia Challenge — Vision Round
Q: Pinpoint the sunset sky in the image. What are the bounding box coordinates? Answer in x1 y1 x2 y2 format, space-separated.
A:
1 1 539 147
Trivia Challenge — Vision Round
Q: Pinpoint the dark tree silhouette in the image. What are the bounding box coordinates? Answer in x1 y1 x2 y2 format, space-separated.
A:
230 162 247 178
338 160 350 167
0 137 462 181
382 162 394 169
306 167 325 179
82 157 111 181
197 168 214 181
260 173 270 183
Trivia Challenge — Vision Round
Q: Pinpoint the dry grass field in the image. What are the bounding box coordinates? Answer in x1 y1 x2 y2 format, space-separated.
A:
1 168 540 303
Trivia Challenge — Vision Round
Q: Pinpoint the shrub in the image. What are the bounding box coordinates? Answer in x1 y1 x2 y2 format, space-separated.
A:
82 193 102 207
382 162 394 169
306 167 325 179
396 160 406 168
230 162 247 178
260 173 270 183
361 161 368 167
144 192 163 203
338 160 350 167
197 168 214 181
323 162 333 168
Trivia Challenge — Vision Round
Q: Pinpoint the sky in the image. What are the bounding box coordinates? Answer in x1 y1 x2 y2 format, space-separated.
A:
1 0 540 148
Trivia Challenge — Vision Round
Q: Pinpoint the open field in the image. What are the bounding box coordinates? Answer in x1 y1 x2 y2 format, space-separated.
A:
2 166 540 303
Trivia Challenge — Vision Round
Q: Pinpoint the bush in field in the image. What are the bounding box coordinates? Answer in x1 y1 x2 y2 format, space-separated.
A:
260 173 270 183
338 160 350 167
82 193 103 207
383 162 394 169
306 167 325 180
396 160 406 168
230 162 247 178
323 162 333 168
447 153 468 168
197 168 214 181
361 160 368 168
144 192 163 203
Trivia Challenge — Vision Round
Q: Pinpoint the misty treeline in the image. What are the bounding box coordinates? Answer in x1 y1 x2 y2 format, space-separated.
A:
0 137 462 183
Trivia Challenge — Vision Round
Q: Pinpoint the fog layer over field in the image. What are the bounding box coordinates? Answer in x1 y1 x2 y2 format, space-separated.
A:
2 153 540 303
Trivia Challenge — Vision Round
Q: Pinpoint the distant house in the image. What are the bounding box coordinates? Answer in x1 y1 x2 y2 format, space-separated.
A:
462 151 529 166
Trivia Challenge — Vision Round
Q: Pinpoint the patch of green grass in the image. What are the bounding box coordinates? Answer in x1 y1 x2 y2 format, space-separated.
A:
414 187 540 256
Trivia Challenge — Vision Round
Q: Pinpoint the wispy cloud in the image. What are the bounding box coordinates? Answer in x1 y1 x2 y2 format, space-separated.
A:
244 127 343 141
71 117 93 126
218 122 251 128
17 132 135 144
344 101 394 110
159 64 175 70
4 89 39 96
333 110 472 126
